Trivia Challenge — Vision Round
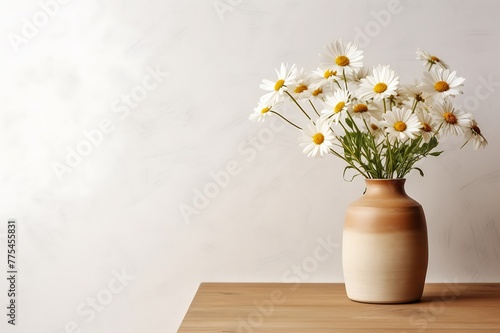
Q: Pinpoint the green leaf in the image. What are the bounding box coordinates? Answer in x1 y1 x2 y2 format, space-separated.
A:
429 151 443 157
343 166 357 182
345 117 353 129
414 167 424 177
428 136 438 149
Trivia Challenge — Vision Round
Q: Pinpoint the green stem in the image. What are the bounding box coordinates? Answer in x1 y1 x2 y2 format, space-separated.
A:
285 91 311 121
328 148 370 179
270 111 302 130
411 98 418 113
384 135 395 178
308 100 321 117
342 69 348 90
361 117 384 177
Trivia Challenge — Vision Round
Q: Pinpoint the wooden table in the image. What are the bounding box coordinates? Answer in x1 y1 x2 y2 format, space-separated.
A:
178 283 500 332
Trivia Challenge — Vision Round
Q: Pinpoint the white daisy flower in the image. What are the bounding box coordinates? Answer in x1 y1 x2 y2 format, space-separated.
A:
416 109 439 143
320 39 364 75
464 120 488 149
345 66 370 92
399 80 425 103
380 107 422 142
321 89 351 124
310 67 339 95
288 68 312 100
299 119 336 158
346 66 370 83
416 48 449 69
367 118 385 143
357 65 399 101
401 96 433 115
431 99 472 136
249 99 280 122
309 82 326 100
312 67 339 84
259 63 297 103
422 68 465 100
349 100 382 121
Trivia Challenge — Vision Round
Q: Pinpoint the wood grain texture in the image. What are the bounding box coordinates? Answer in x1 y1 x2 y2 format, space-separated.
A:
178 283 500 332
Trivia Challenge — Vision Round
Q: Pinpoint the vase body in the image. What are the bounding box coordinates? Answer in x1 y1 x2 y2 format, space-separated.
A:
342 178 428 303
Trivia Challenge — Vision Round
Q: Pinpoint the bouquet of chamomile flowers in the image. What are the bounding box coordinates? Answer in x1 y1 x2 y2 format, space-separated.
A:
250 40 487 179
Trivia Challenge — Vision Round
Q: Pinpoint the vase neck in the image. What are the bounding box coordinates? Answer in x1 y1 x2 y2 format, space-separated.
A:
364 179 407 197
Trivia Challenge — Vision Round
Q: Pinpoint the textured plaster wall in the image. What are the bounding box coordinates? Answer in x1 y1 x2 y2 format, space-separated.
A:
0 0 499 332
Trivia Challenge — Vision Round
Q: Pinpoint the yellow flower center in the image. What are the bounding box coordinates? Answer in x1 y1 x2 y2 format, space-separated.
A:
422 123 432 132
335 56 350 67
434 81 449 92
312 133 325 145
353 104 368 113
393 121 407 132
294 84 308 94
430 55 440 62
334 101 345 113
443 112 457 124
312 88 323 96
323 69 337 79
374 83 388 94
261 106 270 114
274 79 285 91
472 125 481 135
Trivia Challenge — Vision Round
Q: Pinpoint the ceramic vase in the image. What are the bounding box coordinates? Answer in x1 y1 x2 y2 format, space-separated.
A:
342 178 428 303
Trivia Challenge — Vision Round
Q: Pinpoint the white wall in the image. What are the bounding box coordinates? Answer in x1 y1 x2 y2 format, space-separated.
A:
1 0 499 332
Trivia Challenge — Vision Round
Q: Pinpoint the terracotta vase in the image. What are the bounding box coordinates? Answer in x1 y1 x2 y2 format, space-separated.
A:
342 178 428 303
